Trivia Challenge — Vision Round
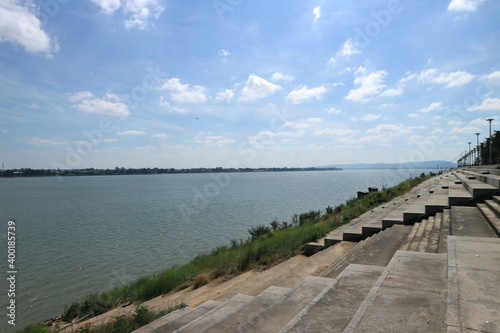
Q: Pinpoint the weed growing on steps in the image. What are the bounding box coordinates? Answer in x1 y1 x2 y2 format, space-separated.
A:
34 172 434 330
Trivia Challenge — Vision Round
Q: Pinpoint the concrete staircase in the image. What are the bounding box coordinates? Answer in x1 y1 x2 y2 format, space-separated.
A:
134 168 500 333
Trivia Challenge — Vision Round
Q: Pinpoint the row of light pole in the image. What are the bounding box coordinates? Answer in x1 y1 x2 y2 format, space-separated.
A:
458 118 495 166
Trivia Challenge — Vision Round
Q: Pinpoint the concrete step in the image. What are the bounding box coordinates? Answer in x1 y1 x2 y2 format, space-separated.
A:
279 264 385 333
494 195 500 205
326 198 408 245
174 295 254 333
448 177 474 206
438 209 451 254
417 216 435 252
451 206 497 238
426 212 442 253
408 219 427 252
382 196 418 228
454 171 499 200
425 184 450 216
204 286 290 333
477 202 500 238
461 169 500 188
485 198 500 218
403 185 437 223
134 300 221 333
133 307 194 333
320 225 411 279
344 251 448 333
447 236 500 332
399 222 421 251
237 276 333 333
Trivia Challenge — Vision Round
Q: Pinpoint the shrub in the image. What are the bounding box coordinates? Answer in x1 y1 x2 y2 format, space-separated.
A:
16 324 50 333
193 272 210 289
248 225 271 240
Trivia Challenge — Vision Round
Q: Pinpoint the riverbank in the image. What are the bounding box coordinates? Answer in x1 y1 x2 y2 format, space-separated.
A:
18 172 435 333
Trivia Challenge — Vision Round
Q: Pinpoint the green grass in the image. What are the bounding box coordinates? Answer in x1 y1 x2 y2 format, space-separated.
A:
18 304 186 333
34 172 435 330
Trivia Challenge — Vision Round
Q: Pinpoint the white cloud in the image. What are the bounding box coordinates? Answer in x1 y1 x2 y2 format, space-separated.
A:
90 0 121 14
328 38 360 66
91 0 164 30
469 118 491 126
218 49 231 62
28 137 67 146
381 86 403 97
240 74 281 102
216 89 234 102
450 126 481 134
419 101 443 113
152 133 168 139
346 68 387 103
448 0 485 12
313 6 321 22
124 0 164 30
118 130 146 135
286 85 327 104
466 97 500 111
378 103 394 108
161 78 208 103
0 0 56 54
432 71 475 87
408 113 420 118
366 124 413 137
359 135 390 146
314 128 357 137
70 91 130 116
361 114 381 122
326 107 341 114
271 72 295 83
307 117 323 123
413 69 475 88
481 70 500 82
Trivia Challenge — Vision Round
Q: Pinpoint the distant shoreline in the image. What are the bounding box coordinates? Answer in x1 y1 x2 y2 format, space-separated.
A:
0 166 343 178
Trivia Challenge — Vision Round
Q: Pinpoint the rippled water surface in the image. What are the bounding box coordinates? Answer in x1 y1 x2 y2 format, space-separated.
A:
0 169 432 331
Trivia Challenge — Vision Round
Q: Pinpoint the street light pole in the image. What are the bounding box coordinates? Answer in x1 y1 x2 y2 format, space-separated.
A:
487 118 494 165
475 132 480 165
468 142 471 166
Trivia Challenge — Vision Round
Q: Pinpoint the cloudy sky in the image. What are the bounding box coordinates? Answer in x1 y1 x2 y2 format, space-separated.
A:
0 0 499 169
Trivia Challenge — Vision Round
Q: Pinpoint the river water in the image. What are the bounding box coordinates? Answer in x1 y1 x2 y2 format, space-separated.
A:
0 168 432 331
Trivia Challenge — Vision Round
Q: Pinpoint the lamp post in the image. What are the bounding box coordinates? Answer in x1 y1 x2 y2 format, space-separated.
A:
475 133 480 165
468 142 471 166
487 118 494 165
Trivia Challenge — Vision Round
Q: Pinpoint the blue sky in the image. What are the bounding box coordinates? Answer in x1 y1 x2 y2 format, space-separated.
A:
0 0 499 169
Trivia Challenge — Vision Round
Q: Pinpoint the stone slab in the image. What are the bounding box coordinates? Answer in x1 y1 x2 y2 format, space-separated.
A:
281 264 385 333
205 286 290 333
238 276 333 333
451 206 496 238
447 236 500 333
148 301 221 333
345 251 448 333
175 295 253 333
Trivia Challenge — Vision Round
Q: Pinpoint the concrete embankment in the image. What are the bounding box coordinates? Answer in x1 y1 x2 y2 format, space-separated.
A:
59 167 500 332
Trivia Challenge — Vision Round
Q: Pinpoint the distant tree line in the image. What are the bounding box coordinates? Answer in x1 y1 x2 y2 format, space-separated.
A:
0 166 342 178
